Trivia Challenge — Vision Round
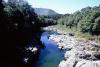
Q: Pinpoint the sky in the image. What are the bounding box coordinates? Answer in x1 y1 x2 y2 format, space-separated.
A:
27 0 100 14
14 0 100 14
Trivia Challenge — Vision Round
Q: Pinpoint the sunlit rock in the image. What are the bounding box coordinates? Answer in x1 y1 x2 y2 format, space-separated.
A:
31 47 38 52
26 47 38 53
76 60 100 67
24 58 29 64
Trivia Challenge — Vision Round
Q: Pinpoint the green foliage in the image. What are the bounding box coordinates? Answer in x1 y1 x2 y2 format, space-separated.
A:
92 16 100 34
38 14 62 27
0 0 43 66
57 5 100 35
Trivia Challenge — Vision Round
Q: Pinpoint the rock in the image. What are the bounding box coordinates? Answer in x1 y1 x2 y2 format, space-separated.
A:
45 26 100 67
59 60 67 67
93 52 100 60
76 60 100 67
64 51 72 59
59 56 78 67
68 33 75 36
32 47 38 53
75 60 86 67
24 58 29 63
58 46 63 49
94 61 100 66
26 47 38 53
91 41 100 48
49 34 76 50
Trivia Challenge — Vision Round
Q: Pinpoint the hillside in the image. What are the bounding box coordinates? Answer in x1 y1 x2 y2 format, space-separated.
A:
34 8 58 16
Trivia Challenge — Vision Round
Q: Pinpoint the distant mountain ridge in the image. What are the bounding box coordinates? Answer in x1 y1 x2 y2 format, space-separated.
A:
34 8 58 16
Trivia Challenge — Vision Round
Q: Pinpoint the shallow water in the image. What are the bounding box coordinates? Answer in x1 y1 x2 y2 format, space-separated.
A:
36 32 64 67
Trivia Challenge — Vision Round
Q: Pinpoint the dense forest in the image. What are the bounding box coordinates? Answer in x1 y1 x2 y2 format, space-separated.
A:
38 14 62 26
57 5 100 35
0 0 44 67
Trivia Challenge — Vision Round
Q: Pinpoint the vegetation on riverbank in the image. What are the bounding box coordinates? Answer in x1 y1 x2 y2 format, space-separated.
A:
50 25 100 43
41 5 100 43
48 27 100 67
0 0 44 67
55 5 100 43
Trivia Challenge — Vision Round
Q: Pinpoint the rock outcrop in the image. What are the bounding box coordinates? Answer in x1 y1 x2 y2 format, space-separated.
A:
48 26 100 67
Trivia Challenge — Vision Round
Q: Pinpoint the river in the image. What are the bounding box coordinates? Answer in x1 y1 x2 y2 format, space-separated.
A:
36 32 64 67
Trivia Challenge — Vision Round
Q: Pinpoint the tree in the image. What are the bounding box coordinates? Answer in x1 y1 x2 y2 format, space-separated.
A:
92 16 100 34
57 5 100 35
0 0 43 67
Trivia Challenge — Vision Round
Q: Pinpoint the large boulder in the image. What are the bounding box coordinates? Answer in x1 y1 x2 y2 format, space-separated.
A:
76 60 100 67
59 56 78 67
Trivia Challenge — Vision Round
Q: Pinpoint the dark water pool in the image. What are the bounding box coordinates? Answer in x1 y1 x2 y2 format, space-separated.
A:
36 32 64 67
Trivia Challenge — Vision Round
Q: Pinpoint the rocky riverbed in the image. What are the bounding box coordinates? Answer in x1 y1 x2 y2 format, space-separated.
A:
45 26 100 67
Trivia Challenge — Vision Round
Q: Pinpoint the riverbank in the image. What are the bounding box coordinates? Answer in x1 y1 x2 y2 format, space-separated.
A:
44 25 100 43
45 26 100 67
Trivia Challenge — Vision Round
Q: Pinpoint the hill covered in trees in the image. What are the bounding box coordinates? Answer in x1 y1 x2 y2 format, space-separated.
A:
57 5 100 35
34 8 58 16
34 8 62 27
38 14 62 27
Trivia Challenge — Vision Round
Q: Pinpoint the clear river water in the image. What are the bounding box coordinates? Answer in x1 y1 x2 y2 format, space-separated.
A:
36 32 64 67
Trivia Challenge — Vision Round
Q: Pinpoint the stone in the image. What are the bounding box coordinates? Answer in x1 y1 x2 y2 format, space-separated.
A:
59 56 78 67
32 47 38 52
45 26 100 67
76 60 100 67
